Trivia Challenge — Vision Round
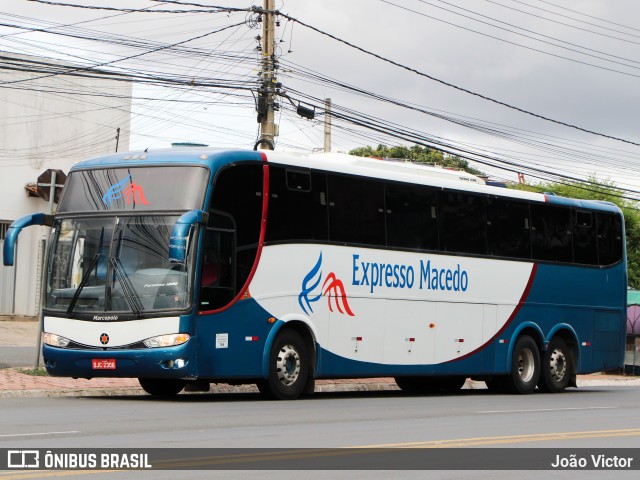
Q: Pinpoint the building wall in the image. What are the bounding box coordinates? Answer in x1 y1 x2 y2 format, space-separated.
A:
0 53 132 316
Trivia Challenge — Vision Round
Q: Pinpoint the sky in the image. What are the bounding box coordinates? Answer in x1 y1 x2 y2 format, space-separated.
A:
1 0 640 193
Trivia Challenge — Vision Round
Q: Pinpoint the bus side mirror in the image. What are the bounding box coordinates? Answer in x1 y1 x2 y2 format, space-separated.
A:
169 210 208 263
3 213 54 266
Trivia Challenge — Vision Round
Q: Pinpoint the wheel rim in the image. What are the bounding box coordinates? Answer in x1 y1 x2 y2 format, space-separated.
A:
518 348 535 383
276 344 301 386
548 348 567 383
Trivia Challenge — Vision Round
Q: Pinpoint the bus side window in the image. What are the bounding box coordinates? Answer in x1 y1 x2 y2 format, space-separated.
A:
440 191 487 255
573 210 598 265
385 182 438 250
266 167 328 242
597 212 623 266
531 204 572 262
486 197 531 259
327 174 385 246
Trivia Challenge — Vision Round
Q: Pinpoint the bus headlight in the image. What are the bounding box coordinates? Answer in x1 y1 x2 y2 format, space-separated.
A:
143 333 190 348
42 332 71 347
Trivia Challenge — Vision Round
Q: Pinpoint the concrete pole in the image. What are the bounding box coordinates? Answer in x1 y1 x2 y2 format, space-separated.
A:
34 170 58 368
259 0 276 150
324 98 332 153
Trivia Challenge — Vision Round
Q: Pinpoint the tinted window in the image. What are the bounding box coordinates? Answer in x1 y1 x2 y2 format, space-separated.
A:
59 167 209 213
386 182 438 250
286 170 311 192
46 215 191 314
209 164 263 291
573 210 598 265
328 175 385 246
486 197 531 258
597 212 623 265
440 191 486 254
266 167 328 242
199 228 235 311
531 204 572 262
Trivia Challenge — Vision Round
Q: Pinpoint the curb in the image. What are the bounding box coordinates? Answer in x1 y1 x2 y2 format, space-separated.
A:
2 377 639 399
0 381 402 399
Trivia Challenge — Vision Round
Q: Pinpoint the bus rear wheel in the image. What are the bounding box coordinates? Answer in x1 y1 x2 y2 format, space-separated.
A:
258 330 309 400
538 337 573 393
138 378 186 397
503 335 540 394
395 376 466 393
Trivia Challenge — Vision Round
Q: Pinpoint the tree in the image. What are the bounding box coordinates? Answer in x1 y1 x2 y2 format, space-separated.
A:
349 144 483 176
514 176 640 288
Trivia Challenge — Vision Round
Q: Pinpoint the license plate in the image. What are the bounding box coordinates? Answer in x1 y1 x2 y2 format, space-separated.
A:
92 359 116 370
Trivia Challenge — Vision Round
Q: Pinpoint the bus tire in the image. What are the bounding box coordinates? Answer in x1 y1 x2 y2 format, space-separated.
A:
258 330 309 400
395 376 466 393
538 337 572 393
138 378 186 397
504 335 540 394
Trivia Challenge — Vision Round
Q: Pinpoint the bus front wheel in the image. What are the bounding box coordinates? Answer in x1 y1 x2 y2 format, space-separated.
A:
138 378 186 397
504 335 540 394
258 330 309 400
538 337 573 393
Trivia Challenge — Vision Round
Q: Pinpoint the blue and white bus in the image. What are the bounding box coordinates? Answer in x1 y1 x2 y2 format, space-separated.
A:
3 148 627 399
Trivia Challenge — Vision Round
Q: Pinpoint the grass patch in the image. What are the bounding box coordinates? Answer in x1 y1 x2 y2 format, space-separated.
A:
17 367 49 376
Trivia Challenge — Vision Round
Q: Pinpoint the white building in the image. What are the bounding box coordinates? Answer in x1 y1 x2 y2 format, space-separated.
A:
0 53 131 317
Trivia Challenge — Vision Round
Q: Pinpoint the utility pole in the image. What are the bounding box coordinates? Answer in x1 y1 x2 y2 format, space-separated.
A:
115 127 121 153
324 98 332 153
34 171 63 368
257 0 277 150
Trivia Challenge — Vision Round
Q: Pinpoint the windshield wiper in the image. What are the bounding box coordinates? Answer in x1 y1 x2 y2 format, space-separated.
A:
110 257 143 317
66 253 100 317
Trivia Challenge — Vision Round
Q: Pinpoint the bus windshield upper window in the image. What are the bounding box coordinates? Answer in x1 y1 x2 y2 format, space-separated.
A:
58 166 209 213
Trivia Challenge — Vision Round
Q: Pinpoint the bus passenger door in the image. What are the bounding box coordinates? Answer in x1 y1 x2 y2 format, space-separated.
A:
199 222 235 311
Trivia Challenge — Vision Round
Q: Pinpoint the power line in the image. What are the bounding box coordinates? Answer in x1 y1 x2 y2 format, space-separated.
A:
484 0 640 43
275 9 640 147
25 0 250 15
278 87 640 202
424 0 640 63
530 0 640 34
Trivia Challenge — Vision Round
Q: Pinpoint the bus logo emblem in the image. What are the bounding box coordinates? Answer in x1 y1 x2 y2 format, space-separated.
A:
298 252 355 317
102 175 150 206
99 333 109 345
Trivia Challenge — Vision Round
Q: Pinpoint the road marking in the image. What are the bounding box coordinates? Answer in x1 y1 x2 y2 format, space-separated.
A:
478 406 616 414
357 428 640 448
0 431 79 438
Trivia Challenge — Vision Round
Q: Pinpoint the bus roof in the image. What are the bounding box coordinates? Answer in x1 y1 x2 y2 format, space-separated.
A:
71 148 621 213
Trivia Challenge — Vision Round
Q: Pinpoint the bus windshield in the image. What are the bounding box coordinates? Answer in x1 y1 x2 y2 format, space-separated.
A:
46 215 194 316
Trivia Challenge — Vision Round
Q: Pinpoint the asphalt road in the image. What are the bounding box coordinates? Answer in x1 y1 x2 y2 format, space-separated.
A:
1 386 640 478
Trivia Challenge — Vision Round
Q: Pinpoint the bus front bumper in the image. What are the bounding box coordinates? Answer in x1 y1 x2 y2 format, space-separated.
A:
42 341 197 379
